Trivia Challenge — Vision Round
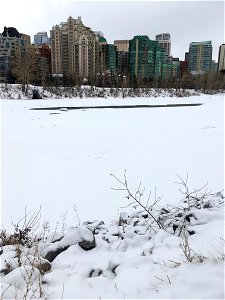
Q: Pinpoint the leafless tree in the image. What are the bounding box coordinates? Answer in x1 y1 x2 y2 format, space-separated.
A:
12 46 38 94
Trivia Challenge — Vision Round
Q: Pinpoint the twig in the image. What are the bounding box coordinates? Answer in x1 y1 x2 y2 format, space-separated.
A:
110 171 162 229
167 275 171 284
61 283 65 300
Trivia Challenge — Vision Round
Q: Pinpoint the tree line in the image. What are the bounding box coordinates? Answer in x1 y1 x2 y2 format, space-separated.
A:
9 46 225 94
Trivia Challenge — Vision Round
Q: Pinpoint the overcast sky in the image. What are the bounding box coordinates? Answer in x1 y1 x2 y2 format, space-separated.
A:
1 0 224 60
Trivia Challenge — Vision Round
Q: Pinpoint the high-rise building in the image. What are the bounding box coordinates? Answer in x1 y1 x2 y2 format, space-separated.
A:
98 35 117 75
117 51 129 75
21 33 31 46
0 26 30 83
185 52 189 63
97 36 118 86
161 63 172 81
34 32 50 45
0 55 13 83
129 35 165 82
217 44 225 74
50 16 99 81
34 44 52 75
104 44 117 74
99 43 117 74
114 40 129 52
172 61 180 78
98 35 107 74
211 60 218 73
0 26 30 56
94 31 104 38
114 40 129 75
161 58 182 81
156 33 171 57
179 61 188 77
98 35 107 45
188 41 212 74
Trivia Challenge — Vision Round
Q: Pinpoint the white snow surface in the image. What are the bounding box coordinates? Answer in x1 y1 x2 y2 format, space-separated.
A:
1 94 224 231
0 196 224 299
0 93 224 299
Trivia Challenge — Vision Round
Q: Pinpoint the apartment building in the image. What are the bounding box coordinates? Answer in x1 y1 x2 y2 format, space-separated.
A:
156 33 171 57
0 26 30 83
114 40 129 52
188 41 212 74
50 16 99 81
34 32 50 45
114 40 129 75
129 35 165 82
217 44 225 74
34 44 52 76
99 43 117 74
179 60 188 77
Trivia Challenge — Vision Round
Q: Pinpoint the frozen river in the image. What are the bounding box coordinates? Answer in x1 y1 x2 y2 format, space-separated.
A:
1 94 224 230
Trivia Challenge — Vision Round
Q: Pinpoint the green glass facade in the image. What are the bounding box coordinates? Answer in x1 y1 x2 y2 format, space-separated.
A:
161 63 172 81
172 61 180 78
129 35 165 81
99 44 117 74
161 61 181 81
107 44 117 73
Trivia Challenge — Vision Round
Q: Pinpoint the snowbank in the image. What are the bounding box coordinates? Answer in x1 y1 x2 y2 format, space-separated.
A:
0 83 202 100
0 194 224 299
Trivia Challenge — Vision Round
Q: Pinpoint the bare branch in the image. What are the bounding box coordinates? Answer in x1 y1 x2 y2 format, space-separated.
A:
111 171 162 229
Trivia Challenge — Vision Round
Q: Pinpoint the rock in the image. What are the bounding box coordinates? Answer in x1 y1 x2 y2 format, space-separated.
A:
133 220 139 226
1 266 40 289
173 224 179 233
188 230 195 235
77 227 96 251
89 268 103 277
43 226 96 260
85 220 105 232
160 208 170 215
141 213 149 219
185 213 194 222
1 268 11 275
119 212 129 225
175 212 183 218
45 245 70 262
0 260 12 275
203 201 213 208
78 237 96 251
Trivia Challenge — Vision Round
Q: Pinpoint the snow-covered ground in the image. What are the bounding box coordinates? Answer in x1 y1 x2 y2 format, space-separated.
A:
0 93 224 299
1 94 224 230
1 194 224 299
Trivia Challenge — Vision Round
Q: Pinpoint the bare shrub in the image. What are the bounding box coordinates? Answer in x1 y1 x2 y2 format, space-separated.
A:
1 207 41 248
175 174 210 210
110 170 163 232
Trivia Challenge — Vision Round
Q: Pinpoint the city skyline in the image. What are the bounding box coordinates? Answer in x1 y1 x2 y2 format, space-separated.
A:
1 0 224 61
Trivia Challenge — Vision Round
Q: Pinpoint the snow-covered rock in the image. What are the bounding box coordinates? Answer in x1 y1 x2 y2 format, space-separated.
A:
1 266 40 289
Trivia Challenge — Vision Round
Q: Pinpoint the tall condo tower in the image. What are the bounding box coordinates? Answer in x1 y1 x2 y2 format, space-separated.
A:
156 33 171 57
50 16 99 80
188 41 212 74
